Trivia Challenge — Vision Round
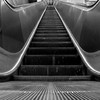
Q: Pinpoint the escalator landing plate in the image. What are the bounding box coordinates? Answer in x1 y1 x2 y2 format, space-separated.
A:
0 81 100 99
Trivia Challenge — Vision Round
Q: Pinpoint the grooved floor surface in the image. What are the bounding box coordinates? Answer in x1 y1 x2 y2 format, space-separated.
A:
0 82 100 99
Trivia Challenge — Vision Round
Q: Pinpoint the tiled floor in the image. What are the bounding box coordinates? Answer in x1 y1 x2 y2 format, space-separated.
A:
0 81 100 99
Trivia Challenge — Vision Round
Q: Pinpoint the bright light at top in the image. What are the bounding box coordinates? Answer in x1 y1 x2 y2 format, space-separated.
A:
1 0 5 7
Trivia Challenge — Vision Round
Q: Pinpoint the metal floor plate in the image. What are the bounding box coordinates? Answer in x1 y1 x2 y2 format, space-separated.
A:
0 81 100 99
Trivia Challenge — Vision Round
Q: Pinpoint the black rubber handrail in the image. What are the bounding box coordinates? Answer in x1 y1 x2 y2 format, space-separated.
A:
4 0 19 9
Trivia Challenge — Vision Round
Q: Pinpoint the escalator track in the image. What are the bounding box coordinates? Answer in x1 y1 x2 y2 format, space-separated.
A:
14 6 91 81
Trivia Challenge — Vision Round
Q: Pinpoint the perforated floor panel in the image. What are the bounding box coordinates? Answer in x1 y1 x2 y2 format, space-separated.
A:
0 81 100 99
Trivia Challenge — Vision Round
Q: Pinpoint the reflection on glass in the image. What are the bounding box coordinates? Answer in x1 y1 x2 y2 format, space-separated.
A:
59 0 98 6
85 0 98 6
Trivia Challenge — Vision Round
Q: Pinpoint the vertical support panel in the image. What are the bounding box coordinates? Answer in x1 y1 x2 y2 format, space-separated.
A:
1 0 24 52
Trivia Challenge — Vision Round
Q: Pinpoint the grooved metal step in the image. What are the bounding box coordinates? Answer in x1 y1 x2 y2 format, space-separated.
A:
27 47 76 55
35 33 68 37
30 42 73 47
20 65 84 75
23 55 81 65
38 25 64 28
32 37 70 42
14 76 91 81
36 30 67 33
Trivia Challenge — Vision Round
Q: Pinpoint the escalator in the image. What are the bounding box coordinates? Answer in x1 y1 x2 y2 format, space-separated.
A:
13 6 91 81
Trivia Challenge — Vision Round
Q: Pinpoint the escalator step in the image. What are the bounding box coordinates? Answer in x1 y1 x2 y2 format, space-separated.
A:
37 29 66 31
38 24 64 26
36 31 67 34
36 30 67 32
34 33 68 37
14 75 91 81
23 55 81 65
38 26 64 28
32 37 70 42
20 65 84 75
27 47 76 55
30 42 73 47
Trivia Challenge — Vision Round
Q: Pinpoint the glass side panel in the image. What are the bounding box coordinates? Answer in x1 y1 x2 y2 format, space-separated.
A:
59 0 98 6
0 0 45 53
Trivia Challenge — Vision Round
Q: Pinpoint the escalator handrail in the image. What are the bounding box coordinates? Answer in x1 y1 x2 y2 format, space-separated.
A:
55 7 100 76
5 0 31 8
58 0 100 11
4 0 20 9
4 0 45 11
0 6 47 76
